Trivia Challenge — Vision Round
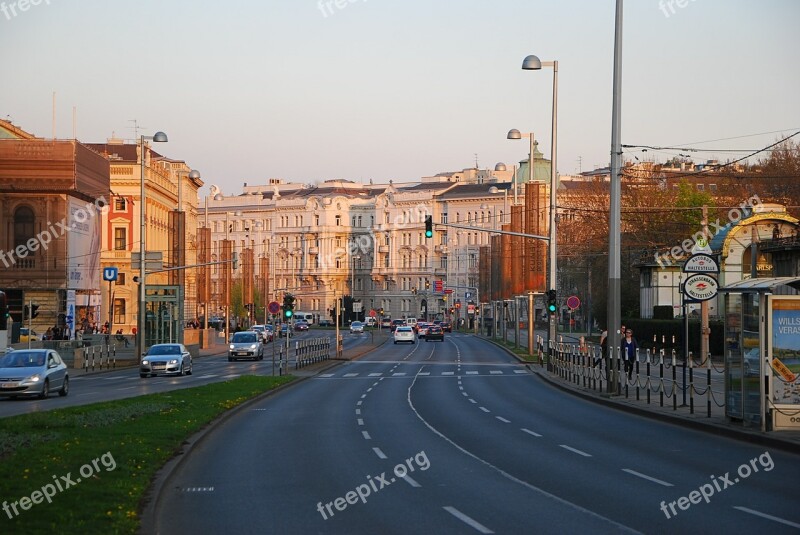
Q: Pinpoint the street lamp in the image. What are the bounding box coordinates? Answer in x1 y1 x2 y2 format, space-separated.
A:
224 210 243 343
351 254 361 322
137 131 168 362
520 53 558 357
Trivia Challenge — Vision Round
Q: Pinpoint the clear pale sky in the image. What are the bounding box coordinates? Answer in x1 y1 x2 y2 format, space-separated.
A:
2 0 798 195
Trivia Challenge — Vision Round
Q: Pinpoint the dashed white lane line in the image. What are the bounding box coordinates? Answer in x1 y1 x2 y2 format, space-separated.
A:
367 387 373 392
319 373 335 378
521 428 542 437
357 401 363 406
372 447 387 459
355 409 361 415
496 416 511 423
479 407 490 413
368 373 382 377
357 419 364 426
343 373 359 377
469 399 477 404
733 506 800 529
466 371 479 375
514 370 528 374
462 392 469 397
459 386 464 390
622 468 673 487
402 474 421 488
418 372 431 376
442 371 455 376
559 445 592 457
392 372 407 376
489 370 503 375
443 506 494 534
361 394 367 399
362 431 371 440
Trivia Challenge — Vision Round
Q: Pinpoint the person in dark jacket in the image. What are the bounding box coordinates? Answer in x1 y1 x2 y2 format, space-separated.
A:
622 328 638 379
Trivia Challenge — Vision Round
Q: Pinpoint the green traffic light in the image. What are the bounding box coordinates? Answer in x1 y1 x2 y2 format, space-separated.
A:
285 310 293 318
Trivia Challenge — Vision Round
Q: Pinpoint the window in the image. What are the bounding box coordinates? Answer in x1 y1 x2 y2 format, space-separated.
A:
335 215 341 226
441 256 448 270
13 206 34 248
441 213 448 224
314 214 320 226
357 215 363 227
113 299 126 324
709 184 717 192
114 197 127 211
697 184 705 191
114 228 127 250
116 273 126 285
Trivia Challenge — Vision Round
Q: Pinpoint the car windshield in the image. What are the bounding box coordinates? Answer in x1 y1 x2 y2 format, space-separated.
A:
232 333 257 343
0 351 46 367
148 345 181 355
352 322 362 326
397 327 412 332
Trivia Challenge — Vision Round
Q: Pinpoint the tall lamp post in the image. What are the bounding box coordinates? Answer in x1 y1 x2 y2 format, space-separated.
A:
137 131 168 362
519 53 558 357
351 254 361 322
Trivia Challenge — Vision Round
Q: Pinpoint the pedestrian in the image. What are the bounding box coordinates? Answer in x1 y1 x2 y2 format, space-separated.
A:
594 329 607 368
622 328 638 380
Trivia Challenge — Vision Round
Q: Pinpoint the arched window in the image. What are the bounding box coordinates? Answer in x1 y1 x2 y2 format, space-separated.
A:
14 206 35 248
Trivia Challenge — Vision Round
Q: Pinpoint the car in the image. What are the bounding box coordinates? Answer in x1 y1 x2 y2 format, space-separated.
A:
365 317 377 327
294 320 310 332
380 318 392 328
0 349 69 398
394 326 415 344
263 324 275 342
390 319 406 332
251 325 271 343
406 317 418 331
440 321 452 333
279 324 293 338
318 319 334 327
228 332 264 362
426 325 444 342
20 328 39 343
417 323 431 338
350 321 364 334
743 348 760 377
141 343 193 377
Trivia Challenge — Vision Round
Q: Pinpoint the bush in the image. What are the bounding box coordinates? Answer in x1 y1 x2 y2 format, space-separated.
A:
652 306 674 320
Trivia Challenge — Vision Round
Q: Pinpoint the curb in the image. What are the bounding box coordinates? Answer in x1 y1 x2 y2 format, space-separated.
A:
475 335 800 455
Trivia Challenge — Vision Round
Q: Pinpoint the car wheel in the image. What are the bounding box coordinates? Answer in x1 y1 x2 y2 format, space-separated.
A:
140 373 148 378
39 379 49 399
59 376 69 397
186 361 193 375
179 363 185 376
259 353 264 361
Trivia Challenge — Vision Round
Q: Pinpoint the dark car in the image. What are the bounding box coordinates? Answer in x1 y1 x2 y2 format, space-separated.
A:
318 319 334 327
294 321 310 332
440 321 452 333
426 325 444 342
390 319 405 332
279 324 293 337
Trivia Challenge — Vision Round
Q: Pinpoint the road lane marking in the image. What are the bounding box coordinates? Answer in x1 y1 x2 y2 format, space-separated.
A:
443 506 494 534
357 419 364 426
78 392 98 396
319 373 335 378
466 371 479 375
372 447 387 459
459 386 464 390
489 370 503 375
442 371 455 376
344 373 359 377
367 387 373 392
479 407 490 413
521 428 542 437
361 394 367 399
514 370 527 374
733 506 800 529
392 372 407 376
407 372 640 534
362 431 371 440
462 392 469 397
357 401 362 406
355 409 361 415
418 372 431 376
496 416 510 423
469 399 477 404
402 475 421 488
368 373 382 377
559 445 592 457
622 468 673 487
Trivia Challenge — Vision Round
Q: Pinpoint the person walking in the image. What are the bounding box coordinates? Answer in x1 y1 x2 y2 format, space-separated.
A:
622 328 638 380
594 329 607 368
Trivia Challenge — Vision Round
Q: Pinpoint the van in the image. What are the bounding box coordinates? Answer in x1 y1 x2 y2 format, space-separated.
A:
405 317 418 331
365 317 376 327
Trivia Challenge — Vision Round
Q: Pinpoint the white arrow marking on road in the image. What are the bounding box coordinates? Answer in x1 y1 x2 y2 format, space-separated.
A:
622 468 673 487
733 506 800 529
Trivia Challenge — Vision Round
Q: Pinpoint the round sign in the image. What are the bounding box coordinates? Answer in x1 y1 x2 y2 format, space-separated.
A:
369 309 377 317
268 301 280 314
566 295 581 310
683 274 719 302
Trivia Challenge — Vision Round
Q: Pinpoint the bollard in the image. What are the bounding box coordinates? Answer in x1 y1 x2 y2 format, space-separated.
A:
672 350 677 411
689 351 694 414
635 351 640 401
646 349 651 405
659 350 664 408
91 346 96 372
707 367 711 417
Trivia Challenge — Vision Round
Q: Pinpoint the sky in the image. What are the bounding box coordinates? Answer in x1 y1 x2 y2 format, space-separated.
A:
2 0 799 196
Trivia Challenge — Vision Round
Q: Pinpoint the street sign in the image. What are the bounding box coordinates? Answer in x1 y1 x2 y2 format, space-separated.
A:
683 274 719 302
566 295 581 310
434 280 444 293
465 292 472 299
268 301 280 314
102 267 118 282
369 309 377 317
444 289 454 294
467 304 475 314
682 253 720 274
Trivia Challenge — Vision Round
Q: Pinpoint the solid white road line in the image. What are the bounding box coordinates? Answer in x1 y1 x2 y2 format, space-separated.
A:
559 445 592 457
372 447 387 459
443 506 494 534
733 506 800 529
622 468 673 487
521 428 542 437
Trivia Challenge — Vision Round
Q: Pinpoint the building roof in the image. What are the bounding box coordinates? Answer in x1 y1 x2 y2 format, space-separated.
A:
719 277 800 294
438 182 511 200
85 142 163 162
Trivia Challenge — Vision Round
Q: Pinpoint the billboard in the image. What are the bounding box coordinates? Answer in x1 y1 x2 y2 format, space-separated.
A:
771 297 800 405
67 199 102 290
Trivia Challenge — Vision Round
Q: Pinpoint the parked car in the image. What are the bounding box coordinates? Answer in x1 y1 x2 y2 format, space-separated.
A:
141 344 193 377
350 321 364 334
417 323 431 338
318 319 334 327
381 318 392 328
294 320 310 332
0 349 69 398
426 325 444 342
228 331 264 362
391 319 406 332
20 328 39 343
251 325 270 343
393 326 415 344
440 321 452 333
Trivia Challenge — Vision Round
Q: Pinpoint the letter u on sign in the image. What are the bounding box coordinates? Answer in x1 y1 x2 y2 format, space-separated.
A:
103 267 118 282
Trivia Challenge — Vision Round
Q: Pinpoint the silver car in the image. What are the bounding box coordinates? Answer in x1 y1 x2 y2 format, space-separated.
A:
140 344 193 378
228 331 264 361
0 349 69 398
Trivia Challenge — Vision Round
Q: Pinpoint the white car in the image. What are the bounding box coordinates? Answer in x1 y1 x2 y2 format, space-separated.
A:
140 344 193 378
393 326 415 344
350 321 364 334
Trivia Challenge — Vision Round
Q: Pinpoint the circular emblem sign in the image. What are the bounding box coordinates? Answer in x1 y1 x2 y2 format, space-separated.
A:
268 301 280 314
566 296 581 310
683 274 719 302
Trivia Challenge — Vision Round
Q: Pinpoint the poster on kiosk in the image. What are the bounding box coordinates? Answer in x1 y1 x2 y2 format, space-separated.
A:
769 296 800 429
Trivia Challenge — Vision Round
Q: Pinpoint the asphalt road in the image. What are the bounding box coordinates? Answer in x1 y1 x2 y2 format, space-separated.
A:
0 330 372 419
151 332 800 534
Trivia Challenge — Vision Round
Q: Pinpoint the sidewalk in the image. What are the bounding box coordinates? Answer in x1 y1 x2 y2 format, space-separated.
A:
481 333 800 454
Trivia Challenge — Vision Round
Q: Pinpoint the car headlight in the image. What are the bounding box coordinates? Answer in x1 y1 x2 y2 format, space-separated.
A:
168 359 178 364
142 360 149 365
229 344 235 350
250 344 257 350
23 374 41 384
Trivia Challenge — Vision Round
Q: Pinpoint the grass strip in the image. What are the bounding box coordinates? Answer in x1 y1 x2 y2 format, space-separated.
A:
0 374 294 534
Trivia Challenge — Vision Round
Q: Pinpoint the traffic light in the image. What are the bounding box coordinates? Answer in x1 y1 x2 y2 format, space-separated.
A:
0 291 7 330
30 304 39 319
424 215 433 238
232 251 239 270
547 289 558 314
379 308 384 316
23 304 29 320
425 280 430 290
282 293 295 319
